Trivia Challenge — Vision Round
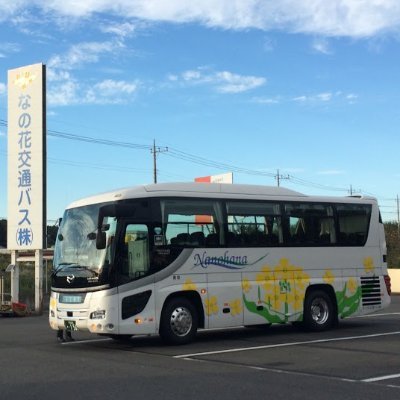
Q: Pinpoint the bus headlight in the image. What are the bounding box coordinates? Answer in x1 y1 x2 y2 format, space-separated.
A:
90 310 106 319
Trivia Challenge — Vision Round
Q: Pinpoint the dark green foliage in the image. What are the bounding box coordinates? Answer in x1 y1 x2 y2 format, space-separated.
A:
0 220 59 249
385 222 400 268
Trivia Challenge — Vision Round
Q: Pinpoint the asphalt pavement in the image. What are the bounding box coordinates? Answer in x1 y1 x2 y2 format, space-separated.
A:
1 297 399 400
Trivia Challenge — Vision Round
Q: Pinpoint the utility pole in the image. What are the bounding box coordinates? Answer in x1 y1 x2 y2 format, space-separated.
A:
151 139 168 184
275 169 289 187
348 185 361 196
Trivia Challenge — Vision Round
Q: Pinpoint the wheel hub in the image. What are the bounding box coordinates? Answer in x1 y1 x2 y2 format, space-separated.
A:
170 306 192 337
310 298 329 325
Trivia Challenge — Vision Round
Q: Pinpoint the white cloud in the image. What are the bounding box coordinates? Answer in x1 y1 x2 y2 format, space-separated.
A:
173 68 266 93
0 42 21 58
254 91 358 106
85 79 139 104
47 78 140 106
215 71 266 93
316 92 333 101
263 37 275 52
100 21 136 38
293 92 336 103
346 93 359 103
0 82 6 95
48 40 121 70
3 1 400 38
252 96 280 104
0 130 5 137
47 80 80 106
312 38 332 54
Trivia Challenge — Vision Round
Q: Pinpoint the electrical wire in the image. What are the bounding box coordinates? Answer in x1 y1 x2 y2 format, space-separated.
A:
1 118 397 201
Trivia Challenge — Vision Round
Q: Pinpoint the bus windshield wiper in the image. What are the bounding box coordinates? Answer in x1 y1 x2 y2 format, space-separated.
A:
65 265 100 276
52 263 79 276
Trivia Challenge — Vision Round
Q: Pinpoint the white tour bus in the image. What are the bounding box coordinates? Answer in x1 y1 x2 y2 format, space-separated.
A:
49 183 391 344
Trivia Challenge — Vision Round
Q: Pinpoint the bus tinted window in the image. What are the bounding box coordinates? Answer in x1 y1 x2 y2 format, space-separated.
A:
336 204 371 246
122 224 149 279
161 199 222 247
284 203 336 246
225 201 282 246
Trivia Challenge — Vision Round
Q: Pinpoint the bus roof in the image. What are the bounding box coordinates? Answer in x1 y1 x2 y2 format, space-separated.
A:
66 182 377 209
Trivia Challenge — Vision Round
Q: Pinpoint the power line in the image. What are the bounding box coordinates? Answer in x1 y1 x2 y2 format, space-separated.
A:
0 117 393 197
47 128 152 150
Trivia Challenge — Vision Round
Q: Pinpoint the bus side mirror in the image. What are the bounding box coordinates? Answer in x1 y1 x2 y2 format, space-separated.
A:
96 205 116 250
96 229 107 249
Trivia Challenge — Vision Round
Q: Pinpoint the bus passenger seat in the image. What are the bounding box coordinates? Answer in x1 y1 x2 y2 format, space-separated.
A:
205 233 219 246
190 232 205 246
226 231 240 245
266 234 279 245
319 234 331 244
176 233 190 245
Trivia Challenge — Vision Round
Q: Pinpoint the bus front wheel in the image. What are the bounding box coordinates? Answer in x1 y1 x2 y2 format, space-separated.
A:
303 290 335 332
160 297 198 345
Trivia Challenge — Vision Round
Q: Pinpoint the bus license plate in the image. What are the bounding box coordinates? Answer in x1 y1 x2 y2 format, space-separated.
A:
64 320 77 331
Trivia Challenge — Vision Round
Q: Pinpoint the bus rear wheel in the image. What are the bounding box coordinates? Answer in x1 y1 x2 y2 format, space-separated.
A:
160 297 198 345
303 290 335 332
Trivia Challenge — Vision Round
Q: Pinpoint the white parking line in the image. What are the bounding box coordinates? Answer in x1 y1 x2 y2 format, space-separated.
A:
61 338 112 345
174 331 400 359
362 373 400 383
351 312 400 319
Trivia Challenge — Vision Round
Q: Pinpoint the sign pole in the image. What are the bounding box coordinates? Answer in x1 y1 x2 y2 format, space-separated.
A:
10 250 19 303
35 249 43 314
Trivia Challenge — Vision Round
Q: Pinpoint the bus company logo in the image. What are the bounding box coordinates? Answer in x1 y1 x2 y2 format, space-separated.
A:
193 251 269 270
66 274 75 284
13 70 37 90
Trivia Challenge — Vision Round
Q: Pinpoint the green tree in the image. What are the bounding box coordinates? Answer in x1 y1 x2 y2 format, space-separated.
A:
384 222 400 269
0 220 59 249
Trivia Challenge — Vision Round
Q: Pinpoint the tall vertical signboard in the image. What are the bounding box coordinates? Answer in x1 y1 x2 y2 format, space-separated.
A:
7 63 46 250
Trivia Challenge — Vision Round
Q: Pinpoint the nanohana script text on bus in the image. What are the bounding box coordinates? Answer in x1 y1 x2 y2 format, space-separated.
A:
49 183 391 344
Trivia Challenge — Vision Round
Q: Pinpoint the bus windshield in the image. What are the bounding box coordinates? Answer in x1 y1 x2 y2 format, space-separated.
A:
53 203 116 284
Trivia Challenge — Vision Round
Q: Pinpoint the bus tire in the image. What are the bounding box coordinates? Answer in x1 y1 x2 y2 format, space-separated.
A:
160 297 198 345
303 289 335 332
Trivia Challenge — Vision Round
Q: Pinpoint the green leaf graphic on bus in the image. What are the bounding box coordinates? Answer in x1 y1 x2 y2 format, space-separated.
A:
243 259 362 323
242 258 309 323
336 280 361 318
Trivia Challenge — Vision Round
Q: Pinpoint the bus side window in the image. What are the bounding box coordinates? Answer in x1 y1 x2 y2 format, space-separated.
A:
121 224 150 280
336 204 371 246
225 201 282 247
161 199 222 248
284 203 336 246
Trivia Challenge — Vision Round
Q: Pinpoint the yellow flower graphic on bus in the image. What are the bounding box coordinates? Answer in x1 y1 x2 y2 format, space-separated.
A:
205 296 219 316
243 258 310 323
323 269 335 285
242 278 252 293
256 266 273 292
363 257 375 274
229 299 242 316
243 258 362 323
182 279 197 291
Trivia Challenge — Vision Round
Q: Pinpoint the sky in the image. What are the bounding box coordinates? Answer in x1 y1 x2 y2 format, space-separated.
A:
0 1 400 223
